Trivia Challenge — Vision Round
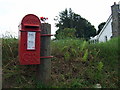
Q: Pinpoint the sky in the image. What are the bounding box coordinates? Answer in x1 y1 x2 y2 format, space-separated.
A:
0 0 120 38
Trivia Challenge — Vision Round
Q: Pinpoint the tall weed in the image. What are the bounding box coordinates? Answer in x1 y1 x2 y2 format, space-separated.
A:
51 38 86 60
2 37 18 62
82 49 88 62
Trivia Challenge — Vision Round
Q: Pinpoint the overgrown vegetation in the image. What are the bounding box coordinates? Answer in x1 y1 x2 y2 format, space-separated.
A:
2 35 119 88
51 37 119 88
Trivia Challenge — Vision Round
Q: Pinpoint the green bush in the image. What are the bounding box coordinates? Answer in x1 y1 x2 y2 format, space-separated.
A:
55 28 76 40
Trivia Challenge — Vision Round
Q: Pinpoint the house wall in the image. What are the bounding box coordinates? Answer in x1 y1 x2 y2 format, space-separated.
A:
98 16 112 42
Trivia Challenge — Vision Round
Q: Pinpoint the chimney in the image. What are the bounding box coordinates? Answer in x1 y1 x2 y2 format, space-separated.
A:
118 1 120 10
111 2 119 37
118 1 120 4
114 2 116 5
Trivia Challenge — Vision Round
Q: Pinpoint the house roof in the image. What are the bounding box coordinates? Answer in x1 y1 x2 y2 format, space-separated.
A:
90 15 112 40
97 15 112 39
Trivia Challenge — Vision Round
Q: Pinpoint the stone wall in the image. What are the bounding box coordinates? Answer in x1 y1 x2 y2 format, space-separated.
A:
111 2 120 37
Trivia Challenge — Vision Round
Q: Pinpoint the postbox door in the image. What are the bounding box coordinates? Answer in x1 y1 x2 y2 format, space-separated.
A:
19 30 41 65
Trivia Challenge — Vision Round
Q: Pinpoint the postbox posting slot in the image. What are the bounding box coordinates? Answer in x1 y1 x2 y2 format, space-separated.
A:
23 24 40 30
24 24 40 27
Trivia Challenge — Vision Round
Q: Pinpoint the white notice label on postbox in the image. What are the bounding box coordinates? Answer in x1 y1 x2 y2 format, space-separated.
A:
27 32 36 50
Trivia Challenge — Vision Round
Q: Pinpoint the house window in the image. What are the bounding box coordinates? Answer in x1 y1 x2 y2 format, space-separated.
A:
105 36 107 42
97 39 99 43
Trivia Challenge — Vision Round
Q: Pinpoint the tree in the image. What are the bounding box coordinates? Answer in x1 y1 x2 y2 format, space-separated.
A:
97 22 106 35
54 8 96 40
55 28 76 39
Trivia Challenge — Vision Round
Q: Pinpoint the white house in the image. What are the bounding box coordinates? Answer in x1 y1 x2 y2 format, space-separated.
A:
97 15 112 42
90 15 112 43
90 2 120 43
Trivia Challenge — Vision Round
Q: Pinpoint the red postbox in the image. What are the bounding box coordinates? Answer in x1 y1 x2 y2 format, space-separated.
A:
18 14 41 65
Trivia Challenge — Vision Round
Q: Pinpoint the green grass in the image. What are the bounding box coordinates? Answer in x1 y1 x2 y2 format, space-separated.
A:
87 37 119 88
2 36 119 88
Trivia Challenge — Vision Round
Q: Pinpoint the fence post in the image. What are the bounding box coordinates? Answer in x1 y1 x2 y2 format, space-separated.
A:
0 38 2 90
36 23 51 86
